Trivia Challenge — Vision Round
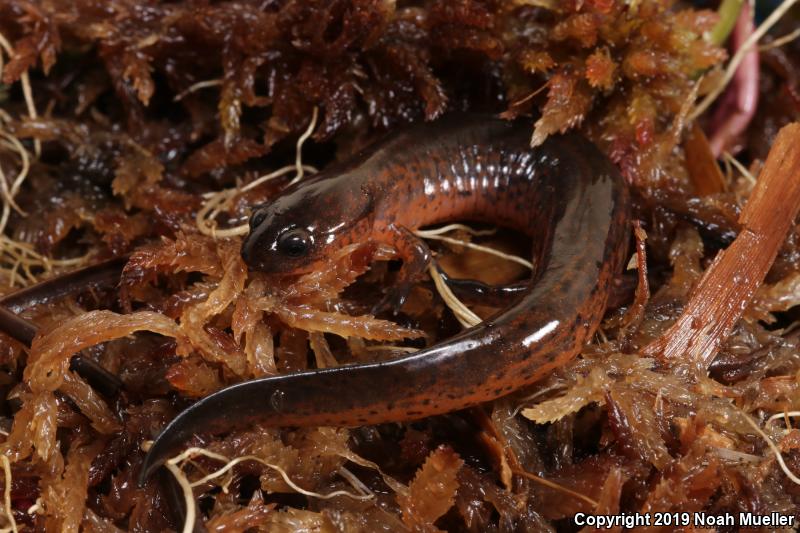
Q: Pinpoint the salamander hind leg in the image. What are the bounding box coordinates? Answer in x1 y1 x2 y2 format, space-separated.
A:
433 263 529 308
372 225 431 316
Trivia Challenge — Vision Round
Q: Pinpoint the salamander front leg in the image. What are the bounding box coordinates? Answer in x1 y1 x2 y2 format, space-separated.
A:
372 225 431 316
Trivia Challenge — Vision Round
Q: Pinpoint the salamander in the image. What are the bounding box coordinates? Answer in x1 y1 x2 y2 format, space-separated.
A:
140 114 630 481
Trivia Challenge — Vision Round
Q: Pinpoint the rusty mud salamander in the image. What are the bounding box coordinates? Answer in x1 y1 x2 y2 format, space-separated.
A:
140 114 630 481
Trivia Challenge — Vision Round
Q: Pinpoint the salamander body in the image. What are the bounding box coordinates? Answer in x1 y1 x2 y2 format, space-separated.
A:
140 114 630 480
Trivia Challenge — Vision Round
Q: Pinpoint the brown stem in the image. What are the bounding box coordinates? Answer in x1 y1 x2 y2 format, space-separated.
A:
643 123 800 367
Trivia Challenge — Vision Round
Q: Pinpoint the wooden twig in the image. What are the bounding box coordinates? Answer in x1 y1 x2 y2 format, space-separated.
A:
643 123 800 367
620 221 650 334
684 122 727 195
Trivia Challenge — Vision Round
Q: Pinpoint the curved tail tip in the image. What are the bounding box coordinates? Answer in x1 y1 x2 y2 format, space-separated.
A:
136 382 252 487
137 404 201 487
138 435 173 487
136 375 287 486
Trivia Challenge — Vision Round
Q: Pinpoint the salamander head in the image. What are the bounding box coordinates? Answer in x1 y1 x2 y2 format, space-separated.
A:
241 178 374 275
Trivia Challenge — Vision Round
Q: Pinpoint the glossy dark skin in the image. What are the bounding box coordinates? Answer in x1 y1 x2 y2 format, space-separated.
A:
0 257 129 393
140 115 630 481
0 256 129 315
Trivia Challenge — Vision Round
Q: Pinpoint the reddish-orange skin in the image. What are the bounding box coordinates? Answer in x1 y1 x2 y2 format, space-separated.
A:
141 115 630 481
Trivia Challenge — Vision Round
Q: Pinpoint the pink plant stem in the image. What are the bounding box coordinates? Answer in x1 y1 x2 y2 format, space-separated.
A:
708 2 759 158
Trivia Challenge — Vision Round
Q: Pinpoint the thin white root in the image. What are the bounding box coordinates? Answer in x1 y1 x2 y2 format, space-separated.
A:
415 223 497 238
739 411 800 486
420 220 532 330
196 108 319 238
165 444 374 533
0 236 90 288
0 132 29 216
173 79 223 102
165 461 196 533
25 498 42 516
428 263 482 328
289 107 318 186
336 467 374 499
0 36 37 267
723 151 757 188
0 125 32 239
759 27 800 51
169 445 372 497
766 410 800 428
195 164 317 238
690 0 800 121
416 232 533 270
0 31 39 157
513 468 599 508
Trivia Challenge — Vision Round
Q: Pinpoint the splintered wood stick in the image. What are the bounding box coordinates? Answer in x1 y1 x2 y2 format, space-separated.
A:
643 123 800 368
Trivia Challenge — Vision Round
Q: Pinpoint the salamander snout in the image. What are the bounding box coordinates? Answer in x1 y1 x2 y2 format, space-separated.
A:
239 231 258 267
240 208 269 268
242 175 375 275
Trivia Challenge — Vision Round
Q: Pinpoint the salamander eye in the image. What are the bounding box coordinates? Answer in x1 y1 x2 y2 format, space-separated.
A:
250 210 267 228
276 228 311 257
